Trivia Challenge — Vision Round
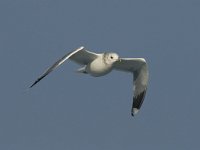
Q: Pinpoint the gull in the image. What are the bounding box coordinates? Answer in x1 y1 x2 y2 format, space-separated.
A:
30 46 149 116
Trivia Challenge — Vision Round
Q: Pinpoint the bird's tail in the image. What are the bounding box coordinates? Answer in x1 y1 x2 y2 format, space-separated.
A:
76 66 87 74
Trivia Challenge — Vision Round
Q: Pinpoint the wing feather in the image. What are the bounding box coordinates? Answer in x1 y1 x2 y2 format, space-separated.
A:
114 58 149 116
30 46 98 88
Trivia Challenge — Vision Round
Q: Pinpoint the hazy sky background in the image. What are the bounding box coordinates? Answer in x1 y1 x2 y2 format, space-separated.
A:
0 0 200 149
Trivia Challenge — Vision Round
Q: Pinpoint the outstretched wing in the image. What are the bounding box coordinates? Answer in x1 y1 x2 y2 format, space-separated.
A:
114 58 149 116
30 46 98 88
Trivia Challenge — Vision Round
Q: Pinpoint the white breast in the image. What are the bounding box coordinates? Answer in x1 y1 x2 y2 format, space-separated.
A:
86 56 112 77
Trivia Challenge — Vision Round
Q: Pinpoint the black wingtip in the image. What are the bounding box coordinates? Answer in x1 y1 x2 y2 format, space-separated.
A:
29 81 37 88
131 90 146 117
29 77 43 88
29 73 47 88
132 90 146 110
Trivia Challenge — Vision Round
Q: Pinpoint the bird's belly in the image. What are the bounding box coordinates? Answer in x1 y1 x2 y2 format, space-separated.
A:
86 60 112 77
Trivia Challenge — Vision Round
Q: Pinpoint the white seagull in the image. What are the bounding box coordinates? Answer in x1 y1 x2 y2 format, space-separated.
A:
30 46 149 116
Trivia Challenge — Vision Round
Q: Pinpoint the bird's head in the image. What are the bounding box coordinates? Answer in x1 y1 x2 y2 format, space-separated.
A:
104 52 120 65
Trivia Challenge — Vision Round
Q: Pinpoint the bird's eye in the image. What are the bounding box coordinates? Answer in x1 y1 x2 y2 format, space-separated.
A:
110 56 113 59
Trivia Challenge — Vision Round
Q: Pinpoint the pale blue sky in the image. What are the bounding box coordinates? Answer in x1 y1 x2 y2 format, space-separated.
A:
0 0 200 149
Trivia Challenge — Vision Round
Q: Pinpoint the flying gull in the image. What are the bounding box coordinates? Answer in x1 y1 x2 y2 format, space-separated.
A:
30 46 149 116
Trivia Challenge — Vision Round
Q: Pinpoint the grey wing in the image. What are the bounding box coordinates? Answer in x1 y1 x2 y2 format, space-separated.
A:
114 58 149 116
30 46 99 88
69 48 99 65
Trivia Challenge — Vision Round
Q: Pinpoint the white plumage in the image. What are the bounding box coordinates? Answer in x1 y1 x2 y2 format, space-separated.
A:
30 46 149 116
